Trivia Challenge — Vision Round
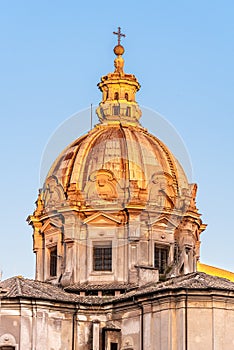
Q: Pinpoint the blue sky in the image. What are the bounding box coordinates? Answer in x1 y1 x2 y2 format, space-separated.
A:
0 1 234 279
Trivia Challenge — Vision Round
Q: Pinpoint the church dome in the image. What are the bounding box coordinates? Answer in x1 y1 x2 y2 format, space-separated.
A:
45 121 189 209
42 36 190 212
29 30 205 288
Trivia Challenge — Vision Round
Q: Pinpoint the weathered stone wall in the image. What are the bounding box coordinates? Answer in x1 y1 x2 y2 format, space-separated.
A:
0 300 76 350
111 291 234 350
1 290 234 349
187 293 234 350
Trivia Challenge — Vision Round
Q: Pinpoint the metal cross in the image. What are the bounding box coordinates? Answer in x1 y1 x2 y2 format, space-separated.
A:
113 27 126 45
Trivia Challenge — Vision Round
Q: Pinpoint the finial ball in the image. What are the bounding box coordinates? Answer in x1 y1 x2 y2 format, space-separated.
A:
114 45 125 56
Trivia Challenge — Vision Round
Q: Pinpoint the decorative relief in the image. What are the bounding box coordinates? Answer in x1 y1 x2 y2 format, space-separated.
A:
42 176 66 210
0 333 17 348
188 183 198 210
33 191 44 217
84 169 122 206
176 187 191 211
148 172 176 209
67 182 83 207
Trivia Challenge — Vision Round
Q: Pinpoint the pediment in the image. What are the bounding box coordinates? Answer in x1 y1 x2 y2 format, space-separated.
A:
150 216 177 229
83 212 122 226
41 218 63 233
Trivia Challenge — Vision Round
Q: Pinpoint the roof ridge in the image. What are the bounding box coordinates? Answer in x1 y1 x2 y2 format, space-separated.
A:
15 276 22 295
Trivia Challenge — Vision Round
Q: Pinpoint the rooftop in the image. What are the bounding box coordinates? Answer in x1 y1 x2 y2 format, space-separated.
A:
1 272 234 306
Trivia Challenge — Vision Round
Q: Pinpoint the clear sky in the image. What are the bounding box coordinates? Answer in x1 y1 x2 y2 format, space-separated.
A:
0 1 234 279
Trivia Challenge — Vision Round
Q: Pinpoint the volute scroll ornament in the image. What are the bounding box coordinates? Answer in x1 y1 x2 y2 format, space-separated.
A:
42 176 66 210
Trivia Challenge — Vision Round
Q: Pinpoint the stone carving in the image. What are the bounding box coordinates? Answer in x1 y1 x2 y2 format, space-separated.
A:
189 183 197 210
121 336 134 350
67 182 83 207
148 172 176 208
177 187 191 211
175 184 197 213
114 55 124 74
84 169 119 204
0 333 17 347
33 191 44 217
42 176 66 210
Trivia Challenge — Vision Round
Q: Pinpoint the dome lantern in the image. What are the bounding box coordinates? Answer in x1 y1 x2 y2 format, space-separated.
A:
96 27 142 125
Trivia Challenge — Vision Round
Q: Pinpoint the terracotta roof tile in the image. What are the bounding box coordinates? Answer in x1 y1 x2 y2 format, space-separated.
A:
1 272 234 306
0 277 79 302
65 282 137 292
114 272 234 301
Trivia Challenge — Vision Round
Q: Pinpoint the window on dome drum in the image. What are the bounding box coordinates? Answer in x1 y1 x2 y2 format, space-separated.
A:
114 92 119 100
125 92 129 100
126 106 131 117
113 106 120 115
93 243 112 271
49 246 57 277
154 245 169 274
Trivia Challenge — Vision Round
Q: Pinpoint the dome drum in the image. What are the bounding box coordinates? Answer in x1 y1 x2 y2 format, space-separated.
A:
96 102 142 124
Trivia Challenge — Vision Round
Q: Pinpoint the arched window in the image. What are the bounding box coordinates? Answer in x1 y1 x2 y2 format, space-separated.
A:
114 92 119 100
125 92 129 101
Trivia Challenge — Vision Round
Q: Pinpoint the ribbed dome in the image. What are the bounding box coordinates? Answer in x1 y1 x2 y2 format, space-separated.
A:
41 40 191 212
45 122 189 208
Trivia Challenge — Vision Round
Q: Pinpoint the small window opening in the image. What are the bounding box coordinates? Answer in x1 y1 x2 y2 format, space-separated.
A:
102 290 115 296
113 106 120 116
114 92 119 100
85 290 99 296
111 343 118 350
125 92 129 101
174 242 179 263
93 243 112 271
154 245 168 274
50 246 57 277
126 106 131 117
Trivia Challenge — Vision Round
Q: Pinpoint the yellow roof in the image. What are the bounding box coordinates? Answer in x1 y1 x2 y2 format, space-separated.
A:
197 262 234 282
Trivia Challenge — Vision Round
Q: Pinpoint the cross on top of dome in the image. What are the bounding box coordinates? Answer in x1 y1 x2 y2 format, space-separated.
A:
96 28 142 124
113 27 126 46
113 27 125 57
